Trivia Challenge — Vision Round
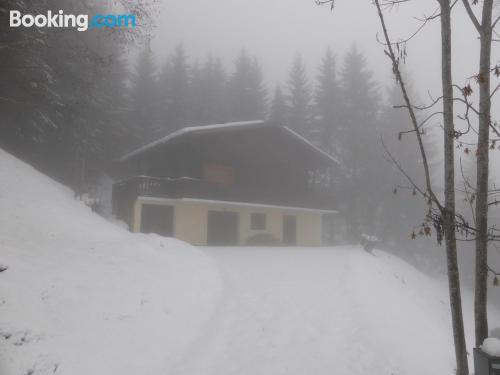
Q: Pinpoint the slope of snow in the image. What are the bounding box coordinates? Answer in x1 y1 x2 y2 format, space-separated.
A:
171 247 500 375
482 337 500 356
1 148 499 375
0 149 221 375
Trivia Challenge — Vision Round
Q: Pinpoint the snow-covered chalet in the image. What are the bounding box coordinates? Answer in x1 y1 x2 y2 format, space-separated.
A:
112 121 338 246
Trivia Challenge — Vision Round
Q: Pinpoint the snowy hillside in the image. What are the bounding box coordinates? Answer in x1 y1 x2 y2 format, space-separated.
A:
0 148 499 375
0 149 221 375
172 247 499 375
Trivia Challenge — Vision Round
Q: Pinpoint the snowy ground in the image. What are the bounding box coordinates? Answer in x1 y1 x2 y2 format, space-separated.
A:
172 247 499 375
1 147 499 375
0 149 221 375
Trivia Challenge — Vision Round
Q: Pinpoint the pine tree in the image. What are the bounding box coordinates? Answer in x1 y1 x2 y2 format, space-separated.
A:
337 45 380 240
227 50 267 121
0 1 58 158
269 85 287 125
286 53 312 135
377 80 437 247
191 55 228 125
164 44 190 131
340 45 379 135
1 0 153 195
128 40 159 143
189 60 205 124
208 57 228 123
93 50 131 162
314 48 341 153
248 57 268 119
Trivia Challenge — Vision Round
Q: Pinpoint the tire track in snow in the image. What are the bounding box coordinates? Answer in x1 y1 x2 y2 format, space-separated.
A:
170 247 366 375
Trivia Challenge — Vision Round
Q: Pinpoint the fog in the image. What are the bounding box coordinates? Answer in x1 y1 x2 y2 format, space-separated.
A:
145 0 500 300
149 0 500 179
3 2 500 372
2 0 499 295
151 0 482 102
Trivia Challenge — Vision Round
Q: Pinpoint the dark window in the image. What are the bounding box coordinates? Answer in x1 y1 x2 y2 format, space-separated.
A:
251 213 266 230
140 204 174 237
207 211 239 246
283 215 297 245
322 213 336 245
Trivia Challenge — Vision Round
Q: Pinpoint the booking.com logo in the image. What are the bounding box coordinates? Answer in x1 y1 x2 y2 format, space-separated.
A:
9 10 136 32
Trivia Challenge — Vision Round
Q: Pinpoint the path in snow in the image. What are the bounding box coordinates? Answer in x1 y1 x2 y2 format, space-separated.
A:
170 246 468 375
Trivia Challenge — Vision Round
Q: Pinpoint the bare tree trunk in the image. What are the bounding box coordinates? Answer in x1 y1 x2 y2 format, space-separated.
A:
440 1 469 373
462 0 494 347
323 0 473 370
475 0 493 347
373 0 469 370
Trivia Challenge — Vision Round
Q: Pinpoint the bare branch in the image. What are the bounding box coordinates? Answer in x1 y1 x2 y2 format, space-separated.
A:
461 0 483 34
374 0 443 211
380 137 427 198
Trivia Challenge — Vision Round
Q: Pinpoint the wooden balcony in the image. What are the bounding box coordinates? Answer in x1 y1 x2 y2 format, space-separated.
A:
112 175 337 221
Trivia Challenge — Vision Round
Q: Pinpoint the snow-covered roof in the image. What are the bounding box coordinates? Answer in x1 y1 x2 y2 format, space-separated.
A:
138 196 339 214
120 121 265 162
280 126 340 165
119 120 340 165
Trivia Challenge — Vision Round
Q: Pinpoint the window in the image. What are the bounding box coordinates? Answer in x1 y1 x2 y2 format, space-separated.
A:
207 211 239 246
203 163 234 186
283 215 297 245
140 204 174 237
250 213 266 230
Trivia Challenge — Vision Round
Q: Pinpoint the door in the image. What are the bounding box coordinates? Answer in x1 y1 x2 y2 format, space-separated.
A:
207 211 239 246
140 204 174 237
283 215 297 245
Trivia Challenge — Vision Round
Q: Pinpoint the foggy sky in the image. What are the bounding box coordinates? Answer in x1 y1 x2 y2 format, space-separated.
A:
150 1 492 102
147 0 500 182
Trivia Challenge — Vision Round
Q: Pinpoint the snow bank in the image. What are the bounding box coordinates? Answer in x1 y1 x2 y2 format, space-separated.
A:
482 337 500 357
348 249 457 374
0 148 221 375
2 147 500 375
171 247 500 375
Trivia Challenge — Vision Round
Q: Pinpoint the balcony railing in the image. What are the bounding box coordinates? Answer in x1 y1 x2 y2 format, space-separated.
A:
112 175 337 221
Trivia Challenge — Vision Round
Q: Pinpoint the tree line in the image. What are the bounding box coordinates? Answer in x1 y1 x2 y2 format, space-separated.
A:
119 42 440 249
0 0 152 196
316 2 500 375
0 0 439 254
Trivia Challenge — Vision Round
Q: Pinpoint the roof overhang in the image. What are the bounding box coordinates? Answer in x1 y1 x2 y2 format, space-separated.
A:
138 196 339 214
119 120 340 167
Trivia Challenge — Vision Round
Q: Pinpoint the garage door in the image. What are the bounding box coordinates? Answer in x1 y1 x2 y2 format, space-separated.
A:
207 211 239 246
140 204 174 237
283 215 297 245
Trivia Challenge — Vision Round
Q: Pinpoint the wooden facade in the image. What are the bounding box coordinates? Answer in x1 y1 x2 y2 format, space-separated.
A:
113 121 338 246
